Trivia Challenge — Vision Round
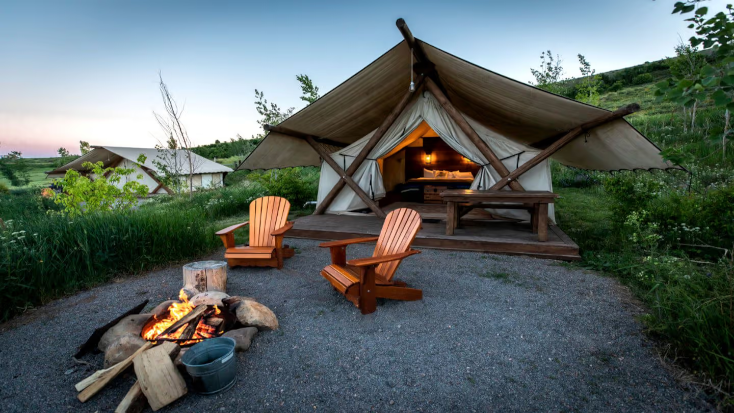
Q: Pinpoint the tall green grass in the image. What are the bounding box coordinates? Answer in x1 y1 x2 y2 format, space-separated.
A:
0 209 221 320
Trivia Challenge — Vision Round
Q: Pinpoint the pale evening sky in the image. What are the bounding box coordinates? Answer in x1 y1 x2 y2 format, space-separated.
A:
0 0 726 157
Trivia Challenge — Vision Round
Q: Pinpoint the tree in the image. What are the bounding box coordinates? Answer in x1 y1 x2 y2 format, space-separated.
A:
575 54 602 105
52 156 149 217
656 2 734 160
79 141 91 155
0 151 30 187
152 134 187 195
296 74 320 104
669 40 707 132
530 50 567 94
153 74 203 198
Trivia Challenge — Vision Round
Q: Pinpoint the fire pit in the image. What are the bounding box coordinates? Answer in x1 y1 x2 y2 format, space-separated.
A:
141 290 236 346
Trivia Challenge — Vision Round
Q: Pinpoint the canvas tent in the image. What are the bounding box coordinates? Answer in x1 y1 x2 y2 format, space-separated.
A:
47 146 233 195
239 19 677 220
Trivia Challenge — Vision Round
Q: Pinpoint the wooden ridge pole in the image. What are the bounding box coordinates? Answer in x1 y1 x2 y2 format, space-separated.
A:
304 136 386 217
424 77 526 191
490 103 641 190
312 75 424 215
396 18 450 99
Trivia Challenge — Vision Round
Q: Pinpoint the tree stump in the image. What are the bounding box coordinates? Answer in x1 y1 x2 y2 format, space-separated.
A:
183 261 227 294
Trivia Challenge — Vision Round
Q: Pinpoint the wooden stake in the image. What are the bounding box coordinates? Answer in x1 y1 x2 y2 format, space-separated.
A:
133 342 186 411
490 103 641 190
424 77 525 191
77 342 154 402
313 75 424 215
304 136 387 218
114 382 147 413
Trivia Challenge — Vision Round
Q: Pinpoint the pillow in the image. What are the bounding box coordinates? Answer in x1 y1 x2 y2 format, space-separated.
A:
423 168 435 178
434 170 448 178
456 171 474 179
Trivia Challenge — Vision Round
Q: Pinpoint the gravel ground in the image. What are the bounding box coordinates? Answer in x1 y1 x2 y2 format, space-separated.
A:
0 239 712 412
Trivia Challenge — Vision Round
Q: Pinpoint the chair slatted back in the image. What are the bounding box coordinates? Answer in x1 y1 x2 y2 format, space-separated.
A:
249 196 291 247
373 208 422 281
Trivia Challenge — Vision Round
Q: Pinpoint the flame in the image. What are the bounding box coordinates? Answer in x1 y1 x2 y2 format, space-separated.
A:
141 289 225 345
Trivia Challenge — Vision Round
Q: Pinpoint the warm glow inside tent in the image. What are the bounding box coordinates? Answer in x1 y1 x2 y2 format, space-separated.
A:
317 91 554 220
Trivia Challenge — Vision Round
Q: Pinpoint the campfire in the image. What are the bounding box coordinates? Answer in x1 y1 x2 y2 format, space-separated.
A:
72 260 280 411
141 289 235 345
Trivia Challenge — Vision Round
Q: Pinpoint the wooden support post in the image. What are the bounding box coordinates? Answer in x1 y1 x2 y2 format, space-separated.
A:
424 77 526 192
140 167 174 195
490 103 641 191
313 75 424 215
537 203 549 242
304 136 387 218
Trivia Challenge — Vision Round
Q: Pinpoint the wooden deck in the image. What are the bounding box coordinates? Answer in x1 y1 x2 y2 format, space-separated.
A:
288 205 580 261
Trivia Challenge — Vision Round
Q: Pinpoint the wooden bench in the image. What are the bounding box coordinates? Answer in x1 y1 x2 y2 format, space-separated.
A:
440 190 558 241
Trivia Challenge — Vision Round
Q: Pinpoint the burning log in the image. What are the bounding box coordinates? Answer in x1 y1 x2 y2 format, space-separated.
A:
155 305 207 339
77 341 154 402
178 312 205 341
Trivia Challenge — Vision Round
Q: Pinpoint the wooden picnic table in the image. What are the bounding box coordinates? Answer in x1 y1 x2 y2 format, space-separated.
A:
440 190 559 241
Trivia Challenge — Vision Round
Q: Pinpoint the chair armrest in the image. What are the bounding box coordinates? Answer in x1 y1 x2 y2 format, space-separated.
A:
215 221 249 236
271 221 294 236
347 250 421 267
318 236 379 248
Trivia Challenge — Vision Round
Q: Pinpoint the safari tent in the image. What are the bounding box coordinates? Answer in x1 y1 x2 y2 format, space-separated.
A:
47 146 233 195
237 19 676 260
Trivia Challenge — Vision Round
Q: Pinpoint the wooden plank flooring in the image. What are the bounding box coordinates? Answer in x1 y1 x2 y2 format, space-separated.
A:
288 209 581 261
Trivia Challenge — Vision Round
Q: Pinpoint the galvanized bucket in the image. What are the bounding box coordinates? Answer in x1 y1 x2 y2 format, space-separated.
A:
181 337 237 395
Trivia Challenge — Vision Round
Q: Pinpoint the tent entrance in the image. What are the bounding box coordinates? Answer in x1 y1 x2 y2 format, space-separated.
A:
378 121 481 207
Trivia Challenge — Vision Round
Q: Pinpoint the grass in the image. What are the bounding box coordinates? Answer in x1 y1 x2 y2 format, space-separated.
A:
0 157 56 188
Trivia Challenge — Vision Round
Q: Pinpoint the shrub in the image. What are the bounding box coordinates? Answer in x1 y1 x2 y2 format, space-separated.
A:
608 80 625 92
632 73 654 85
0 182 8 194
248 167 319 208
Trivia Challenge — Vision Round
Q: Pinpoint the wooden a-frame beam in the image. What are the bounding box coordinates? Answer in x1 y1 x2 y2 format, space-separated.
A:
312 74 425 215
490 103 641 191
263 125 348 148
303 136 386 218
424 77 526 192
396 18 450 100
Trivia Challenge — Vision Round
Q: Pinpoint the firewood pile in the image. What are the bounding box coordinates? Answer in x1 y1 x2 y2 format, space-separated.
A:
72 261 278 411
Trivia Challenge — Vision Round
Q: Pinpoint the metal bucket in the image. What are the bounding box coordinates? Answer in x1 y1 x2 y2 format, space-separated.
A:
181 337 237 395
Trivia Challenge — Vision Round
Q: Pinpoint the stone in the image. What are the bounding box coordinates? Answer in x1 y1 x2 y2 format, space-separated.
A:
98 314 152 352
181 287 200 302
103 335 147 368
222 327 258 352
235 298 279 330
189 291 230 307
150 300 178 318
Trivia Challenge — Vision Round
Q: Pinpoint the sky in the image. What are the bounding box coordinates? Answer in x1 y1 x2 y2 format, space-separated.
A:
0 0 728 157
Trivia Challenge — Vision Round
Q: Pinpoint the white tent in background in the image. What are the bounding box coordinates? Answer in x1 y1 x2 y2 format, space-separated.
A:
47 146 233 195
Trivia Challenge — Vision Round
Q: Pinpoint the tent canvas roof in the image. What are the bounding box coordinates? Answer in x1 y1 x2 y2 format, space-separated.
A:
240 38 675 172
47 146 233 176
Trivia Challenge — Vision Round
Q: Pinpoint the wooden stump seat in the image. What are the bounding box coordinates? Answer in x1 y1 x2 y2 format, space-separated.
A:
216 196 295 269
319 208 423 314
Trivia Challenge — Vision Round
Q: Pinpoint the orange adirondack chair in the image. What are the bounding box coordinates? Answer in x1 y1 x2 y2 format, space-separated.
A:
319 208 423 314
216 196 294 269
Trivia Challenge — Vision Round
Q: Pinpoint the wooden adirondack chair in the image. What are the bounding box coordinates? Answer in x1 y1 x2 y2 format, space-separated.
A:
216 196 294 269
319 208 423 314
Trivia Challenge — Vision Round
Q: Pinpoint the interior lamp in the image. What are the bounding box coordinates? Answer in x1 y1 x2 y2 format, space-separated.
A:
424 153 432 164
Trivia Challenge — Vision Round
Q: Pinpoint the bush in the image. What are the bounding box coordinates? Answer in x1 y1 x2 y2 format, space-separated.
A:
0 182 8 194
608 80 625 92
248 167 319 208
632 73 654 85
